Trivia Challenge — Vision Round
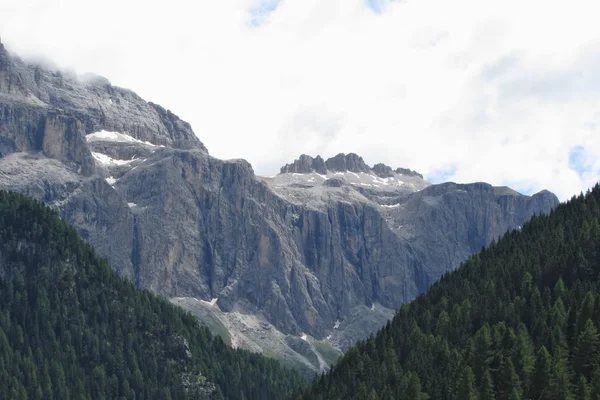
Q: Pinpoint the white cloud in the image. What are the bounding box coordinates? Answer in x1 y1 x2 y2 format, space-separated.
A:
1 0 599 200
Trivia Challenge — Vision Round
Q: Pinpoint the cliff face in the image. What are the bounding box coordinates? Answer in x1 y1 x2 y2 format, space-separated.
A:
0 41 559 373
0 41 206 153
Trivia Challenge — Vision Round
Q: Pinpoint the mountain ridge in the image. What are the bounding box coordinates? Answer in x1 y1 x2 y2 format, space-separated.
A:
0 41 559 373
279 153 423 179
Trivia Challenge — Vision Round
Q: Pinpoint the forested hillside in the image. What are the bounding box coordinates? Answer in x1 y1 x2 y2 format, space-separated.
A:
296 183 600 400
0 191 304 399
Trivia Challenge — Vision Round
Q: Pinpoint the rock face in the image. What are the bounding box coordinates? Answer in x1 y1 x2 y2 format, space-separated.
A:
0 41 206 153
0 41 560 373
280 153 423 179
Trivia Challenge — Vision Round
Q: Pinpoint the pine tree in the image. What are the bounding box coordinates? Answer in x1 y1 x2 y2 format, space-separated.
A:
512 324 535 385
456 366 478 400
530 346 552 400
508 387 522 400
497 359 522 400
553 277 566 300
590 367 600 400
576 375 591 400
578 292 596 335
575 319 600 378
548 350 573 400
402 372 428 400
473 324 493 384
479 367 495 400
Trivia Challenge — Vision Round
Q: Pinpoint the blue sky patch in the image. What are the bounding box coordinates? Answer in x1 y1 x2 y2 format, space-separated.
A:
365 0 399 13
427 164 457 184
249 0 282 27
569 145 592 177
366 0 384 13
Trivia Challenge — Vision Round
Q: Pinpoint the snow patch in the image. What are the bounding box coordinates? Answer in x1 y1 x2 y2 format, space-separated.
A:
315 173 328 180
371 303 375 311
382 203 400 208
334 320 340 329
105 177 117 185
300 333 308 341
326 335 332 340
86 130 162 147
92 152 142 166
201 298 219 306
127 202 136 208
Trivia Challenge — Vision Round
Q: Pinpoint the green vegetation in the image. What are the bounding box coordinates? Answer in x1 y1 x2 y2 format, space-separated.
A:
295 184 600 399
313 340 342 367
0 191 304 399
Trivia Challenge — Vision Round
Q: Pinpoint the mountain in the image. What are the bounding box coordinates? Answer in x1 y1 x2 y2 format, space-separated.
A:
0 190 304 399
0 39 559 373
296 184 600 399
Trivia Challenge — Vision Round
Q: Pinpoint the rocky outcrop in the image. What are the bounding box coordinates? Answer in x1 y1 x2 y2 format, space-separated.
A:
0 40 207 152
0 40 560 373
371 162 423 179
280 153 423 179
324 153 370 173
280 154 327 174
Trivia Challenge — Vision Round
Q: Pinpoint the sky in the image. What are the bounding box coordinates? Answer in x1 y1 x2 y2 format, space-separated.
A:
1 0 599 200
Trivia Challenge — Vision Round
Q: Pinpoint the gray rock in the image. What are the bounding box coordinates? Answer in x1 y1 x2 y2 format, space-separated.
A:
0 40 207 152
324 153 370 173
280 154 327 174
280 152 424 180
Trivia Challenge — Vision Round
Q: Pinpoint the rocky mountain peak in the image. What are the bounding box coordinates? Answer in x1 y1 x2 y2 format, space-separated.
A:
324 153 369 173
0 43 207 152
279 153 423 179
279 154 326 174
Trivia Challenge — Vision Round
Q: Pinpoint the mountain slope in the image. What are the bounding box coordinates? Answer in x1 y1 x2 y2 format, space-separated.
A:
0 39 558 372
0 190 304 399
296 184 600 399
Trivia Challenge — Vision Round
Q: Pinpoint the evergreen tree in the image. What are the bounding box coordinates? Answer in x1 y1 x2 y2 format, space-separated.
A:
575 319 600 378
548 350 573 400
497 359 522 400
455 366 478 400
508 387 522 400
479 367 495 400
590 367 600 400
512 324 535 385
578 292 596 335
530 346 552 400
577 375 592 400
473 324 493 384
401 372 428 400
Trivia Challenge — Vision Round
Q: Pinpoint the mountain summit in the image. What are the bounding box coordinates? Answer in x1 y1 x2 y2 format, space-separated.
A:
280 153 423 179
